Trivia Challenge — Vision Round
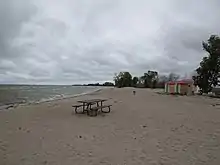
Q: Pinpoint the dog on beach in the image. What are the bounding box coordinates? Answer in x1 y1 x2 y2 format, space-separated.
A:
133 90 136 95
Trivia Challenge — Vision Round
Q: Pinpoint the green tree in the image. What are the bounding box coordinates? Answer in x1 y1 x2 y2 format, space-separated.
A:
103 82 114 86
148 71 158 88
140 73 149 88
132 76 139 87
140 71 158 88
114 72 132 88
193 35 220 93
137 76 145 87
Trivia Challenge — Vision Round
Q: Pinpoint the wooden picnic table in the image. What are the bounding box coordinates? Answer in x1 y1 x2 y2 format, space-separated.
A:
72 99 111 116
77 99 107 112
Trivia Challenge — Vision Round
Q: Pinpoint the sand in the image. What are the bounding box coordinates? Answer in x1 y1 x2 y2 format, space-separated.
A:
1 87 220 165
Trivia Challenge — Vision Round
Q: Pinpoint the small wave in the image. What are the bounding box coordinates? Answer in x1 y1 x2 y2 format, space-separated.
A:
31 88 103 104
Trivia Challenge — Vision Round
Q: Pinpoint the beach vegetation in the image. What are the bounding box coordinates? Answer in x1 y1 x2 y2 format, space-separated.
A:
193 35 220 93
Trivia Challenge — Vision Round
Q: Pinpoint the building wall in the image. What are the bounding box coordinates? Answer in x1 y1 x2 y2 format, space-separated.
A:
165 82 194 95
169 84 175 93
179 83 194 95
179 84 188 95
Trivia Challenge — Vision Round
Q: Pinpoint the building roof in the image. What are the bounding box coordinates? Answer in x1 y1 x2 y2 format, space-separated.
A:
167 79 193 85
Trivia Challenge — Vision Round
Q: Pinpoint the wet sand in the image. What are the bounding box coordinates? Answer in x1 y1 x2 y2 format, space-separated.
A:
1 88 220 165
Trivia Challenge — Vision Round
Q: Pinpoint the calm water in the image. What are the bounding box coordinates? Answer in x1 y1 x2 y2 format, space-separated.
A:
0 85 102 106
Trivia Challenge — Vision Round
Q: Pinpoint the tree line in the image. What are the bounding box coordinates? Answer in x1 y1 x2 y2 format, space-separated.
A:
72 82 114 87
114 71 180 88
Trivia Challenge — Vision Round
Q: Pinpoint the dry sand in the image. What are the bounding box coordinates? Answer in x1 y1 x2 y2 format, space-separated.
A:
1 88 220 165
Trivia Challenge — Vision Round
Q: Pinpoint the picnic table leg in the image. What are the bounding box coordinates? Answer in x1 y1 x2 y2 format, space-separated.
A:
87 103 97 116
74 107 78 114
90 103 98 116
85 103 90 113
86 103 90 116
72 107 76 115
84 103 88 113
101 101 103 111
82 103 85 113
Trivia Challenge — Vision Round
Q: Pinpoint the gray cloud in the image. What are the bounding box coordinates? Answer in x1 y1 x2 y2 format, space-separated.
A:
0 0 36 57
0 0 220 84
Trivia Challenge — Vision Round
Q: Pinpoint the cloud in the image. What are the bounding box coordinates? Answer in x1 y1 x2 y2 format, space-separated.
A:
0 0 220 84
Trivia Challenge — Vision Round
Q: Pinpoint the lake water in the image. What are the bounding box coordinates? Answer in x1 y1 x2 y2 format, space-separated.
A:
0 85 102 107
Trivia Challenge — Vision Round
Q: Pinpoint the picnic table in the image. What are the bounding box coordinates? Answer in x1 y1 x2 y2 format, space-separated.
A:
72 99 112 116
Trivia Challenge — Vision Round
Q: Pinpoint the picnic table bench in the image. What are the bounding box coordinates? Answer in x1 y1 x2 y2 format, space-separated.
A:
72 99 112 116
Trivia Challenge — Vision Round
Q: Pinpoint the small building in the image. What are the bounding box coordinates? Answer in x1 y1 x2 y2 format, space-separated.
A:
165 79 195 95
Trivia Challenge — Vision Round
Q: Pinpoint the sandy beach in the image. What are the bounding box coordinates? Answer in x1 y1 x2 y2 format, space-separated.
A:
1 88 220 165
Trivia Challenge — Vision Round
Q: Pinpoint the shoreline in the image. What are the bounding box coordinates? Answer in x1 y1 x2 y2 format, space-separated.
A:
0 87 105 111
32 87 104 104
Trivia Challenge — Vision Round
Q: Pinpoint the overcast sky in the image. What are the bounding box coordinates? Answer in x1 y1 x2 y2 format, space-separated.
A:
0 0 220 84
